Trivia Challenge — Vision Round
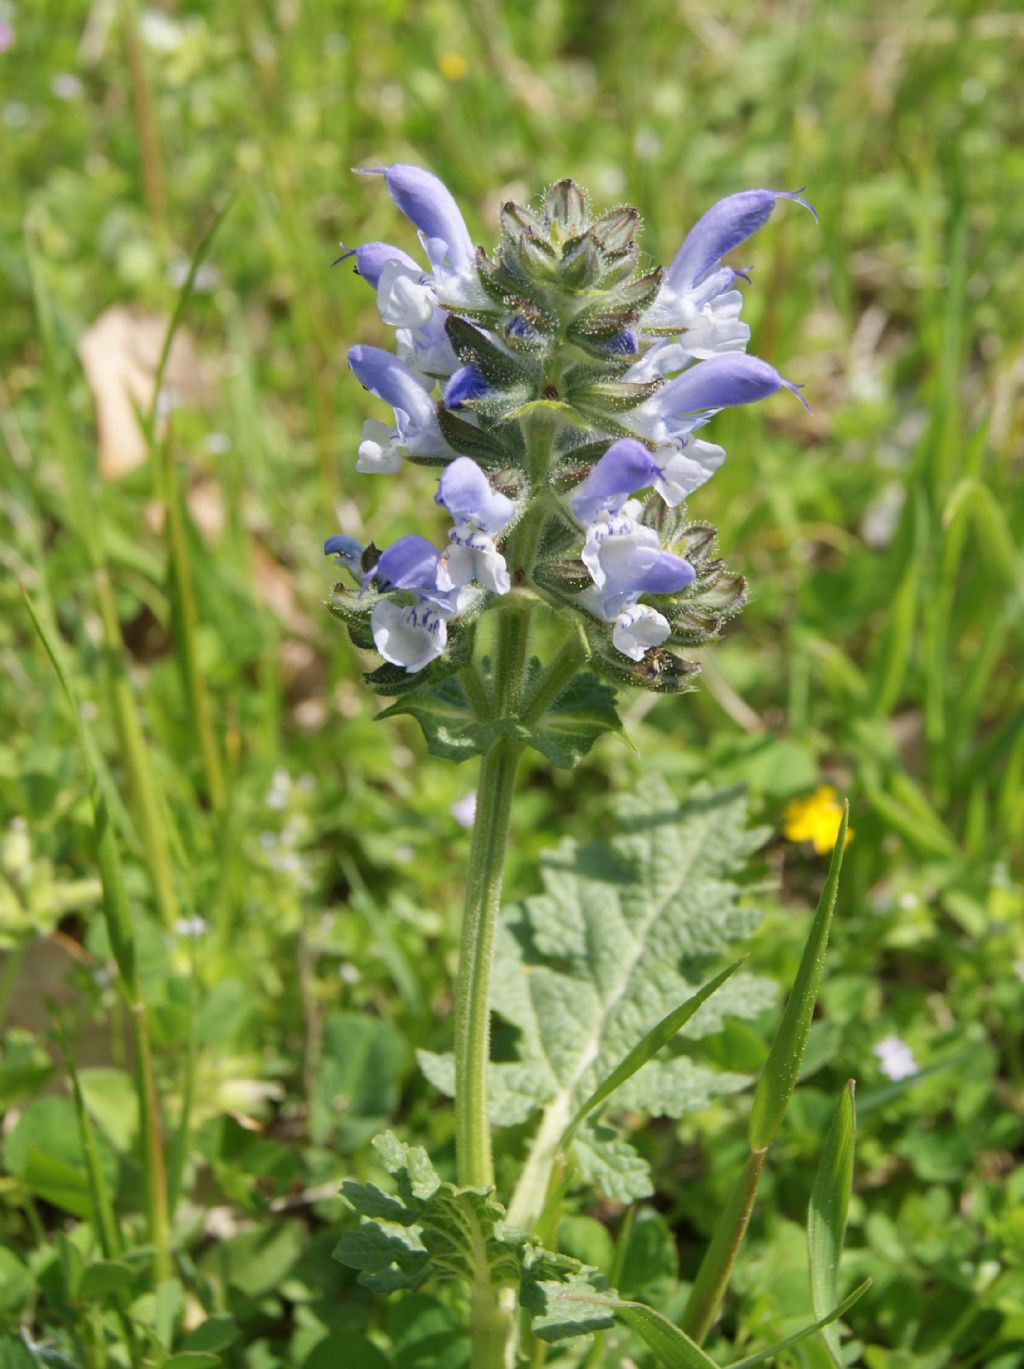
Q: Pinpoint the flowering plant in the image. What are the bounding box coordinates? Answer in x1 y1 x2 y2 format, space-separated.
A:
328 166 864 1367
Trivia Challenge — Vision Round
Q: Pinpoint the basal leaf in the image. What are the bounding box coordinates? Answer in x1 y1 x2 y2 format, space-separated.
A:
807 1081 857 1364
421 782 771 1210
334 1132 606 1316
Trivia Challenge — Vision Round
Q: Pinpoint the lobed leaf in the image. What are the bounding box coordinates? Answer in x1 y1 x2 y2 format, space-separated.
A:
334 1132 607 1331
379 665 621 768
423 782 772 1206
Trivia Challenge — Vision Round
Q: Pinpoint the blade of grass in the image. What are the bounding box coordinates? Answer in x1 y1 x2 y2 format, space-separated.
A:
748 803 848 1150
24 588 172 1284
682 808 848 1344
26 224 181 930
807 1081 856 1364
612 1300 723 1368
725 1279 872 1369
162 430 227 816
561 960 745 1148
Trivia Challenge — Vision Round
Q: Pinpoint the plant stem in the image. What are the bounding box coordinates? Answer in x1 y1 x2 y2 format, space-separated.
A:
521 631 586 723
162 436 227 816
129 1002 172 1283
454 737 524 1189
680 1147 766 1344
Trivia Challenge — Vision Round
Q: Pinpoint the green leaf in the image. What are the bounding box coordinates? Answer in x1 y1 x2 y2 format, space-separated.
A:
807 1081 857 1364
725 1278 872 1369
4 1097 118 1218
334 1132 606 1323
613 1300 722 1367
78 1068 139 1153
423 783 771 1206
181 1316 240 1354
522 1271 617 1342
302 1336 389 1369
0 1249 35 1318
0 1337 39 1369
379 666 621 769
311 1011 407 1151
562 959 745 1145
748 802 848 1151
79 1260 136 1302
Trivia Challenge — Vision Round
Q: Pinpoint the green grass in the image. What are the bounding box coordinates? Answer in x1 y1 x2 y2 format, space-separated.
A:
1 1 1023 1365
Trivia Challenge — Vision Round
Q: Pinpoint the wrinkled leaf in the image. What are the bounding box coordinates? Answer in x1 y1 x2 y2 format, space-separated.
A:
379 666 621 769
334 1132 606 1333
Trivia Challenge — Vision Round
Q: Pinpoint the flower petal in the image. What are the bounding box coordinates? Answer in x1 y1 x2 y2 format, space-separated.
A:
323 534 364 566
657 353 804 416
372 534 441 593
348 344 435 416
666 189 817 291
436 456 514 534
571 438 662 523
371 600 448 672
443 364 490 410
343 241 421 288
613 603 671 661
373 164 476 272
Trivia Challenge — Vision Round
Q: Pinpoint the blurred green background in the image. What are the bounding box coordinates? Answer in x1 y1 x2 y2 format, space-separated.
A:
1 0 1023 1364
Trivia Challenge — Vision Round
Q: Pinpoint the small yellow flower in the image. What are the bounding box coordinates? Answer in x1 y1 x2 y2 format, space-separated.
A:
438 51 468 82
783 786 852 855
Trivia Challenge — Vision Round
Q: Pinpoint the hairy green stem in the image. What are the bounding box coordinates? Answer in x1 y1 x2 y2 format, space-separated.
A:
521 630 586 723
454 737 524 1188
681 1147 767 1343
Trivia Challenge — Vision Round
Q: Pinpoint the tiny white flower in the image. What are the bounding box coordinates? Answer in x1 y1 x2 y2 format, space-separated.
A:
175 916 209 938
451 791 477 828
873 1035 918 1081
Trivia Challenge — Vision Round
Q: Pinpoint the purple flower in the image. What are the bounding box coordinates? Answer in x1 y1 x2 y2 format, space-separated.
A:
323 534 364 568
657 353 807 416
359 163 476 274
665 189 816 293
370 534 442 594
348 344 448 469
434 457 514 595
443 364 490 410
339 241 421 287
436 457 514 534
642 189 816 362
571 438 662 523
582 509 694 617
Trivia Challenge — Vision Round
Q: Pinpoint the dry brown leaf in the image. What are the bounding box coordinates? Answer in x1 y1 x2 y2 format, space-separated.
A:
78 305 209 479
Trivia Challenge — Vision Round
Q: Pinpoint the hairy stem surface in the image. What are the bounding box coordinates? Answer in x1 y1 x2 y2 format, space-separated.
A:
454 737 524 1189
